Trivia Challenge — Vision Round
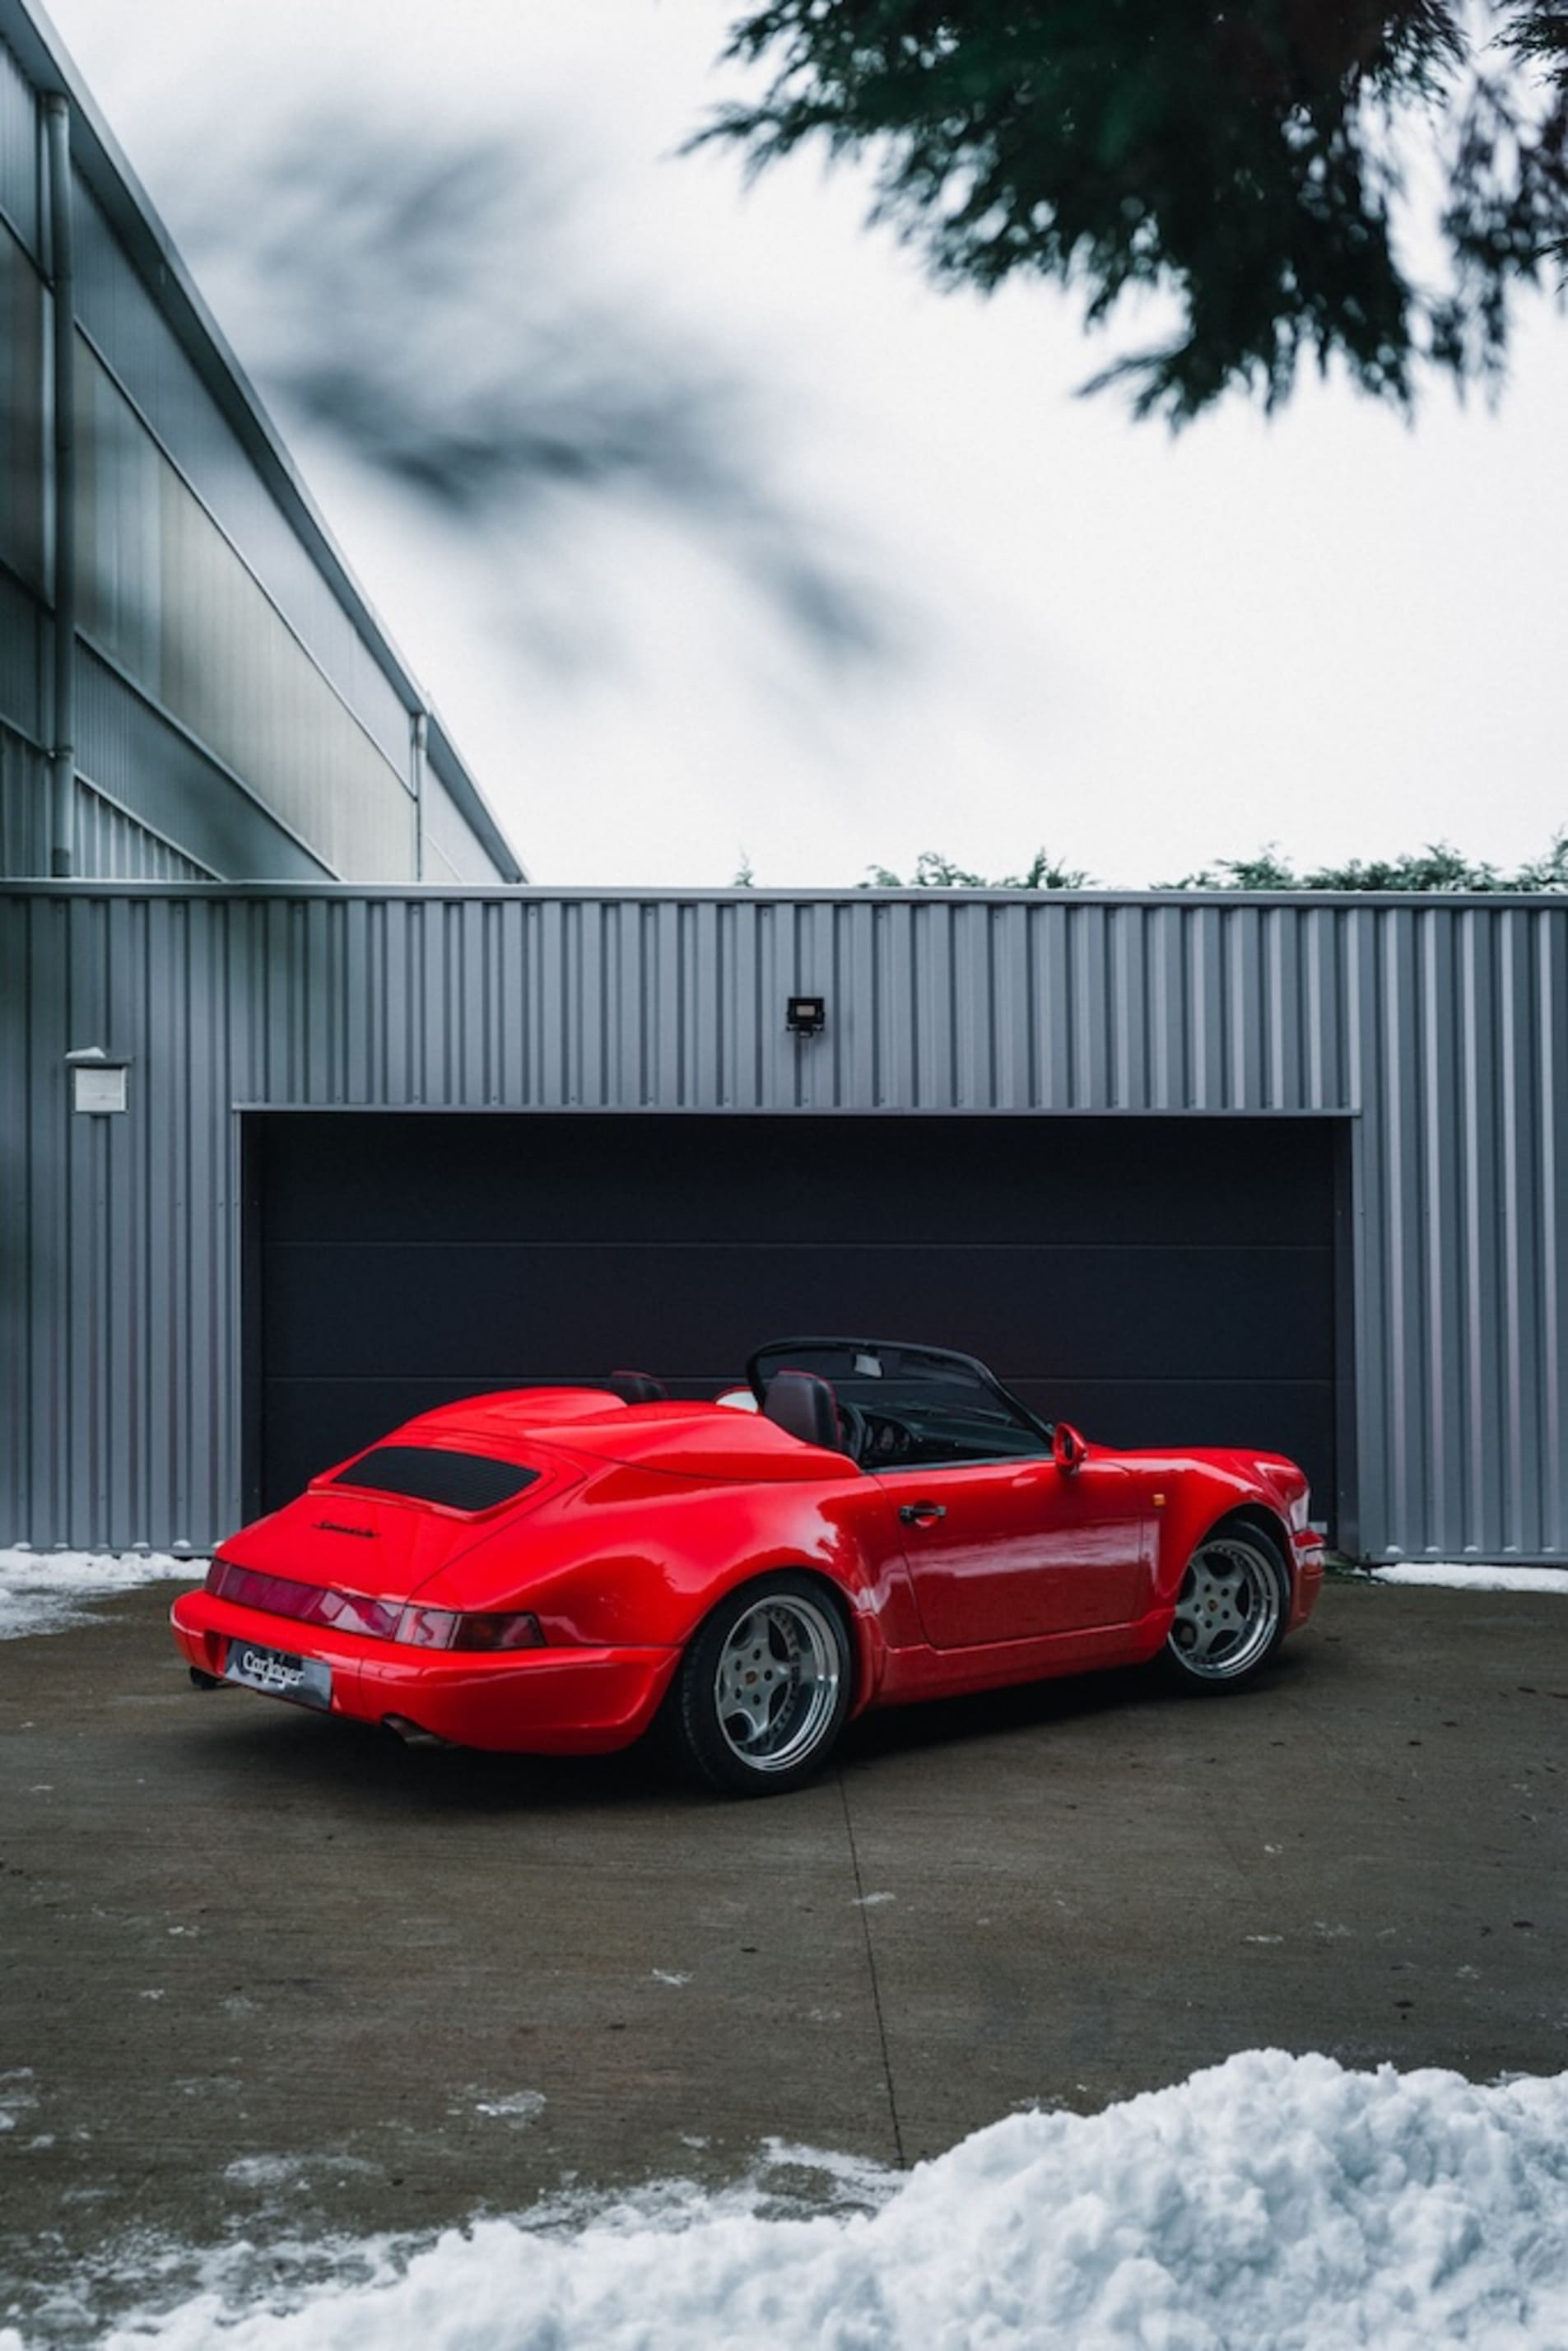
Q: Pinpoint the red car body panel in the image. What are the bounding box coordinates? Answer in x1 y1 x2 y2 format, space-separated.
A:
170 1381 1324 1756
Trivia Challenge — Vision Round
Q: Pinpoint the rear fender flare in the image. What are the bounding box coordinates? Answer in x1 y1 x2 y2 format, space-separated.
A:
686 1557 886 1718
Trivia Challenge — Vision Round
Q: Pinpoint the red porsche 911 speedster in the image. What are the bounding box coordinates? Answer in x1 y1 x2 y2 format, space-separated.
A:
171 1338 1324 1795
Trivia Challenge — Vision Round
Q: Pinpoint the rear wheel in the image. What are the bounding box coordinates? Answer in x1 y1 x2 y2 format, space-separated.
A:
1161 1525 1290 1690
673 1576 852 1796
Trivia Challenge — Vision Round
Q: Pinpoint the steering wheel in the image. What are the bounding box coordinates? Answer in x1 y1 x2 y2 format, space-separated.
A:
835 1399 868 1463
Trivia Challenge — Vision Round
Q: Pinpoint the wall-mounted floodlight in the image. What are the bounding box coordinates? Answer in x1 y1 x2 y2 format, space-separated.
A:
786 995 826 1038
66 1045 130 1115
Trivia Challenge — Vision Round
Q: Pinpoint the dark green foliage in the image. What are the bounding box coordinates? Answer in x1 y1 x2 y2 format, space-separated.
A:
863 847 1092 887
856 835 1568 889
1168 833 1568 888
698 3 1568 419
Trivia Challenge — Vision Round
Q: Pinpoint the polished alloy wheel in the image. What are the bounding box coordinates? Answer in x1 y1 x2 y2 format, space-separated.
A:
711 1594 843 1773
1166 1534 1286 1683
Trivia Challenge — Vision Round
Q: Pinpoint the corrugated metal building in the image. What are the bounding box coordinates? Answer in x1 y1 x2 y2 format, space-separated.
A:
0 0 522 888
3 5 1561 1576
3 882 1563 1567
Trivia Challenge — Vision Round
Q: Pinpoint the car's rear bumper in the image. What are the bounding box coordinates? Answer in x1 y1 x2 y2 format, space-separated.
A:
170 1592 680 1754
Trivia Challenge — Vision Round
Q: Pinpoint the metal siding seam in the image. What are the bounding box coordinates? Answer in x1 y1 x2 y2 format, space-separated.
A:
187 897 216 1539
198 895 230 1541
1065 903 1096 1107
610 901 633 1109
1035 904 1065 1108
1110 908 1132 1107
955 903 984 1110
738 896 760 1109
1498 913 1528 1553
1188 910 1215 1110
1265 908 1291 1109
33 902 63 1539
808 899 835 1110
416 896 440 1106
1379 912 1413 1553
677 901 697 1110
0 892 24 1528
921 897 945 1110
141 896 170 1539
999 904 1029 1109
60 901 90 1543
463 896 486 1106
107 896 137 1537
492 896 518 1105
1457 912 1494 1553
640 901 660 1107
691 900 716 1110
1416 912 1450 1553
1538 914 1565 1551
842 900 873 1110
1145 903 1175 1109
1017 904 1040 1110
481 897 503 1105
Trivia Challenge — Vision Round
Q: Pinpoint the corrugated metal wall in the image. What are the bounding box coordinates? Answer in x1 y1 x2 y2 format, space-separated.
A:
2 884 1564 1565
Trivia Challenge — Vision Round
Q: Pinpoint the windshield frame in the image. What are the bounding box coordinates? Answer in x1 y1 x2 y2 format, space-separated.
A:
745 1336 1054 1463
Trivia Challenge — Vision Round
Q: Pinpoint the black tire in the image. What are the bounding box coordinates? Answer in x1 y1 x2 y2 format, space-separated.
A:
1159 1522 1291 1692
672 1575 853 1796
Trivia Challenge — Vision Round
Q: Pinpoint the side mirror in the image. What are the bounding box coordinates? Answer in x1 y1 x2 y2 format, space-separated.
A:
1052 1422 1086 1474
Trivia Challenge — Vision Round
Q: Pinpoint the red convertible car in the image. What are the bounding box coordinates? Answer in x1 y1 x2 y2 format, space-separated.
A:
171 1338 1324 1795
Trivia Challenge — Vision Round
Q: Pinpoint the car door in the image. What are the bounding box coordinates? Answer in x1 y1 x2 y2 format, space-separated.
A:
872 1454 1147 1647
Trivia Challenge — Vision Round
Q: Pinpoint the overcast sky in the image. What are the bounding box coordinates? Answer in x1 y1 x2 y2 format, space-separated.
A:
42 0 1568 890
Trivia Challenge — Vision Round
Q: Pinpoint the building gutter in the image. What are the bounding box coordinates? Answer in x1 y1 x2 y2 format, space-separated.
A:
44 90 74 876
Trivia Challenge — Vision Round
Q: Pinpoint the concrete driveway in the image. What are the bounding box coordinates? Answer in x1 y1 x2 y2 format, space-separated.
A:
1 1576 1563 2333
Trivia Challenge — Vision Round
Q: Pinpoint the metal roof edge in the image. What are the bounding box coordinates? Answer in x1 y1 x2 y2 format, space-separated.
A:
0 0 526 887
4 882 1566 908
424 714 527 886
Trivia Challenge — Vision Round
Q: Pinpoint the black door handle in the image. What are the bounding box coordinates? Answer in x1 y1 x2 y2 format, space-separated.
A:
899 1501 947 1526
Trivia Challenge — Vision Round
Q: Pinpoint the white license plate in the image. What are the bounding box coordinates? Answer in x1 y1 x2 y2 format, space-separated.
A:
223 1640 332 1710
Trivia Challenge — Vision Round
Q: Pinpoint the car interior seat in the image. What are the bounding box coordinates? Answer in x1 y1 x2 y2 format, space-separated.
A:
761 1367 846 1452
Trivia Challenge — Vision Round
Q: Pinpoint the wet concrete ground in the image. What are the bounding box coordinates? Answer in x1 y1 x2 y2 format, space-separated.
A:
1 1577 1563 2335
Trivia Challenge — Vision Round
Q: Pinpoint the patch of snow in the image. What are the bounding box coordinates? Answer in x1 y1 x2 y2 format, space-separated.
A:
1366 1562 1568 1593
650 1970 691 1987
472 2092 546 2124
59 2051 1568 2351
0 2071 37 2133
0 1548 202 1641
226 2158 307 2191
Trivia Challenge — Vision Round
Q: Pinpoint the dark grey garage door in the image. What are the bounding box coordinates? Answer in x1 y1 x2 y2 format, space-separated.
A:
248 1114 1347 1529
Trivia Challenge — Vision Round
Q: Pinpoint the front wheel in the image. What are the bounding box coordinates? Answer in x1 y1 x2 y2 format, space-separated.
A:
672 1576 852 1796
1160 1525 1290 1690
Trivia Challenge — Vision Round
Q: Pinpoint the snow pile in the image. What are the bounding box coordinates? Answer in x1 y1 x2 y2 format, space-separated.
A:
1368 1562 1568 1594
44 2051 1568 2351
0 1548 202 1640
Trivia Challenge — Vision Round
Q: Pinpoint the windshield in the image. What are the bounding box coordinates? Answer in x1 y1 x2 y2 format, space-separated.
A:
746 1338 1050 1465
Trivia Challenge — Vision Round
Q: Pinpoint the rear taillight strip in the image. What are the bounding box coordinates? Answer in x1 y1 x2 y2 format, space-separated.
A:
204 1560 543 1651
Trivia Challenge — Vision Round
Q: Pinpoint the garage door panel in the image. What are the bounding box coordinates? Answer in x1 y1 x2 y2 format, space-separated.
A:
263 1241 1328 1384
260 1116 1331 1250
253 1114 1345 1521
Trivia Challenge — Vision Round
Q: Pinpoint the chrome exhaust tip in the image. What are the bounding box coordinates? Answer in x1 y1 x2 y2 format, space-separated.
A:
383 1714 450 1749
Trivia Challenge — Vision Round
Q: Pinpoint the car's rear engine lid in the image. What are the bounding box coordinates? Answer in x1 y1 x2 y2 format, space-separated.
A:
328 1445 538 1513
220 1442 580 1600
